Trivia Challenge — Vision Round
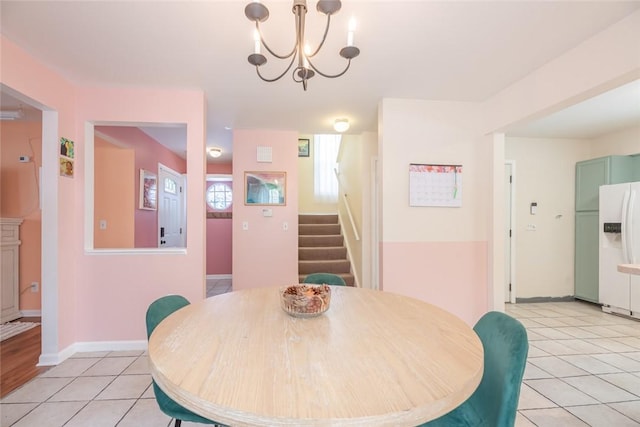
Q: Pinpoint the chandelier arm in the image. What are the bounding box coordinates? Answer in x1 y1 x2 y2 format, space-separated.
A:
255 23 297 60
306 57 352 79
308 14 332 58
255 53 299 83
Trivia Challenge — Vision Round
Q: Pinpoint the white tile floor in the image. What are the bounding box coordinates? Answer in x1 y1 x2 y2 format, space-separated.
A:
2 295 639 426
507 301 640 426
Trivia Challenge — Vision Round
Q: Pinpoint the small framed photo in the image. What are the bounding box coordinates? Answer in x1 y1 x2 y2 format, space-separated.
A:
60 137 75 159
245 171 286 206
298 138 310 157
139 169 157 210
59 157 74 178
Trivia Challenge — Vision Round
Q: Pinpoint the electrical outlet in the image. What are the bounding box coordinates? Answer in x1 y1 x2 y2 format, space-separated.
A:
31 282 39 293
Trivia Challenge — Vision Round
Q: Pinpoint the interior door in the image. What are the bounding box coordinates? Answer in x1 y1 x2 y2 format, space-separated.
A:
158 164 185 247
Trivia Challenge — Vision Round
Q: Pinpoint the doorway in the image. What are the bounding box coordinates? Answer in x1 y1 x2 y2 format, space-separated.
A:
505 161 516 303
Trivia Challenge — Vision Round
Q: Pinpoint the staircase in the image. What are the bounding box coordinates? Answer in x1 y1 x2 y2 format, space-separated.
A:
298 214 355 286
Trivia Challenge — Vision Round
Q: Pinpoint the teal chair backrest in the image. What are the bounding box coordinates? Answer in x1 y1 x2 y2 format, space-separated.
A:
468 311 528 426
146 295 190 338
419 311 528 427
303 273 347 286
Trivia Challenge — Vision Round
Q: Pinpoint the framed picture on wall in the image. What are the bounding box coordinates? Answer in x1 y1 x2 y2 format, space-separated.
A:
139 169 158 210
244 171 286 206
298 138 310 157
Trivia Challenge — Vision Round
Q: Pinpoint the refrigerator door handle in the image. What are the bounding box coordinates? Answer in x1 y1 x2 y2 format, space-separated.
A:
627 190 636 264
622 190 632 264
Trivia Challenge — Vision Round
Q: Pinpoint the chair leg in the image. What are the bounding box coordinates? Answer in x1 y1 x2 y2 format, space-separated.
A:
174 419 181 427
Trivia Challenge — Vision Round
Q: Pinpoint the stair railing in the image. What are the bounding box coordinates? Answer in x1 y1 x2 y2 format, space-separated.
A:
334 168 360 241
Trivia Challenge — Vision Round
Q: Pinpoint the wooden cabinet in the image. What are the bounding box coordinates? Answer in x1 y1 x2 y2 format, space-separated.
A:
1 218 23 323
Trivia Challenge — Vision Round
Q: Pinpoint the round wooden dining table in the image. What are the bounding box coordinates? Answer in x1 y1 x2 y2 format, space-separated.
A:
148 286 483 427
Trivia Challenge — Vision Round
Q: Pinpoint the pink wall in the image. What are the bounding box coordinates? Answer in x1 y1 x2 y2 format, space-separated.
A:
0 120 43 310
74 87 206 342
206 163 233 275
382 242 488 325
1 35 79 351
95 126 187 248
232 130 299 289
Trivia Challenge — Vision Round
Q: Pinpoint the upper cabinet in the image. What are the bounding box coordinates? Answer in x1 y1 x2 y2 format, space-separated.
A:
575 155 635 211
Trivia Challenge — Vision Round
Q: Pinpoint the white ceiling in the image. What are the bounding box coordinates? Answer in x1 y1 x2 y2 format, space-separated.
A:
1 1 639 161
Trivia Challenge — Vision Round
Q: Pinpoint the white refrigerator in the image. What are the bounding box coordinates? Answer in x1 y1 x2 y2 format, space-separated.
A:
599 181 640 319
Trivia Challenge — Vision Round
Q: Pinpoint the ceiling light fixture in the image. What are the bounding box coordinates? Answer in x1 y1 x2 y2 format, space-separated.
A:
334 118 349 132
245 0 360 91
208 148 223 158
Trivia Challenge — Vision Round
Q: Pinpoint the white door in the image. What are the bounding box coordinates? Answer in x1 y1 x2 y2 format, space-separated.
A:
158 164 185 247
504 163 514 303
628 182 640 315
599 183 629 310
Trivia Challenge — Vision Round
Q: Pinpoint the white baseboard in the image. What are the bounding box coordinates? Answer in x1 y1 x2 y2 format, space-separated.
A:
38 340 147 366
20 310 42 317
206 274 232 280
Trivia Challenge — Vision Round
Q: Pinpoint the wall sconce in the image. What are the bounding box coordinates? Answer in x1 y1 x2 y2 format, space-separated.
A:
208 147 222 158
334 118 349 133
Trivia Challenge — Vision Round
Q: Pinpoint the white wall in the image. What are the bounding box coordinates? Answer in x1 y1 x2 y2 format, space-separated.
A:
505 137 592 298
590 125 640 158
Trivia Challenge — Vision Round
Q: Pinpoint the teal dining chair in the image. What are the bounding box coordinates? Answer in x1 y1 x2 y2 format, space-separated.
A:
303 272 347 286
146 295 227 427
418 311 529 427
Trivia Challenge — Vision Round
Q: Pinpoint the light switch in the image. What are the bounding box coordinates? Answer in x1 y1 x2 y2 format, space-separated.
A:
99 220 107 230
242 221 249 231
283 221 288 231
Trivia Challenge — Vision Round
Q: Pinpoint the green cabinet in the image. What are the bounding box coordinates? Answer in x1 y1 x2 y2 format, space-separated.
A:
574 155 635 302
575 156 634 211
575 211 599 302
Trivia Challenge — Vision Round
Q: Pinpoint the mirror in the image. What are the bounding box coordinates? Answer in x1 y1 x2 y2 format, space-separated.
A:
92 124 187 249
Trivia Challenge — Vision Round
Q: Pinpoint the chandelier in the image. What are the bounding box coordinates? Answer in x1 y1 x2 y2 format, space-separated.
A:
245 0 360 91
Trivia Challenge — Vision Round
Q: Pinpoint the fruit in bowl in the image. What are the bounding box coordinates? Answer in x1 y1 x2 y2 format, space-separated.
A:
280 284 331 318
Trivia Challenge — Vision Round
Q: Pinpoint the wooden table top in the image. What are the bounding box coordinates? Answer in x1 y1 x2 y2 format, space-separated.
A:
148 286 483 427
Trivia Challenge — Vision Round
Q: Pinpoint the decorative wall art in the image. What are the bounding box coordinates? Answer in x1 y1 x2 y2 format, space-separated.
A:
139 169 158 210
298 138 310 157
59 137 75 178
244 171 286 206
409 163 463 207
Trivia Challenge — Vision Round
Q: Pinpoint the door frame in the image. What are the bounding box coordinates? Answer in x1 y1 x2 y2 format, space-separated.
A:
505 160 516 304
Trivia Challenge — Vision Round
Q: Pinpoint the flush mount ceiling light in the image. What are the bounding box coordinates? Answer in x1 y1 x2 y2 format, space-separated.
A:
334 118 349 132
245 0 360 91
208 148 222 158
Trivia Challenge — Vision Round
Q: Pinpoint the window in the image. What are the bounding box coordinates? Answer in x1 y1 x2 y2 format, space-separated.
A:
313 134 341 203
207 183 233 210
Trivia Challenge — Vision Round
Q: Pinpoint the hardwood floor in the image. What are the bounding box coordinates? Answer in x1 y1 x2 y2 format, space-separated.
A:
0 318 48 398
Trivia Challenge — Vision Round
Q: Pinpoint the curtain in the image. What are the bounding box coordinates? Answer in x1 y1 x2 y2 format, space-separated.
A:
313 134 341 203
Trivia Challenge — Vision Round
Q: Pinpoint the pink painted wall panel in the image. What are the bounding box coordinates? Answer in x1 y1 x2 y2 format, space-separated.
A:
2 35 80 350
232 130 299 290
206 163 233 275
0 121 43 311
381 241 488 326
74 87 206 342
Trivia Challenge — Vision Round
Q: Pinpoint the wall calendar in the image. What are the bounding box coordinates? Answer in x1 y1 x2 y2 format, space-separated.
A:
409 163 462 207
